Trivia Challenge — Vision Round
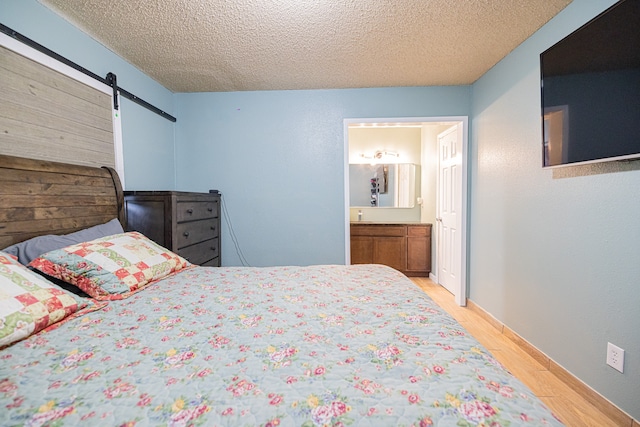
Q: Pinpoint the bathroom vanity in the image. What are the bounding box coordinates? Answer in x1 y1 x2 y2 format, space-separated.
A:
350 223 432 277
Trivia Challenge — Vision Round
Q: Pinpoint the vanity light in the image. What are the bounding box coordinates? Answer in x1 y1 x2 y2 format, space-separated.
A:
360 150 400 162
378 150 399 158
361 150 400 160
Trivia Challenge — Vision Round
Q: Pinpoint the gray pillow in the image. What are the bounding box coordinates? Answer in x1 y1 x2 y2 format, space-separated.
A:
2 218 124 265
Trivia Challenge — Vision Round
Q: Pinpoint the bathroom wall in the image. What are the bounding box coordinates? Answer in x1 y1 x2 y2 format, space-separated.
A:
348 126 421 222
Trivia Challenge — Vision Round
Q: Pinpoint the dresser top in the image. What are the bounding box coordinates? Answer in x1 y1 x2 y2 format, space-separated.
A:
350 222 431 226
124 190 219 196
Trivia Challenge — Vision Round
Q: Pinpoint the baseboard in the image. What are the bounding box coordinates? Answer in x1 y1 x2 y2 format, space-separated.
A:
466 299 637 427
466 299 504 333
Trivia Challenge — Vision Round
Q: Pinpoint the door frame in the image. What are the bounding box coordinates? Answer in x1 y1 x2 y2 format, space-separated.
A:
343 116 468 306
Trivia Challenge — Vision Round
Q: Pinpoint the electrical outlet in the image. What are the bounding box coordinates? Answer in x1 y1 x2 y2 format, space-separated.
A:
606 342 625 373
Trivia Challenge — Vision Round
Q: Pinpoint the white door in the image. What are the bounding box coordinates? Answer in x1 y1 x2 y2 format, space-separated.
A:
437 124 462 300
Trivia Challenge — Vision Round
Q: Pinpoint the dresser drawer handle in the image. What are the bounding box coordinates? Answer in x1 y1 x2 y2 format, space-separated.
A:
183 231 190 237
210 226 216 230
186 209 194 214
207 207 213 212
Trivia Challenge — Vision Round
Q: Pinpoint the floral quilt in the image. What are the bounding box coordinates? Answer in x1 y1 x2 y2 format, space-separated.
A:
0 264 563 426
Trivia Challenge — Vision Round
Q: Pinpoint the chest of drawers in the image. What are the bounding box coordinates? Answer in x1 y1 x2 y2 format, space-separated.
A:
124 191 221 266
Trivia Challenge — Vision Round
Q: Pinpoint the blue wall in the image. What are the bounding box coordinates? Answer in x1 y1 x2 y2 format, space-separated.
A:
174 88 470 266
0 0 176 190
471 0 639 419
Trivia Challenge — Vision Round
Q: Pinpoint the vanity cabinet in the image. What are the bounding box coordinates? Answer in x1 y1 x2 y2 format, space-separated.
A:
350 223 431 277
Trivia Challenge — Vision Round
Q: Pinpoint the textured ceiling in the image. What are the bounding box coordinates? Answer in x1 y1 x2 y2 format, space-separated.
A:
39 0 572 93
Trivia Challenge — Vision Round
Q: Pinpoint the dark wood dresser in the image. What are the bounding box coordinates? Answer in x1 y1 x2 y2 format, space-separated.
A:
350 223 432 277
124 191 221 266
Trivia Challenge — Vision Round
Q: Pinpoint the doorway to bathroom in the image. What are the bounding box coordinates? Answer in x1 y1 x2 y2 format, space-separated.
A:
344 116 468 305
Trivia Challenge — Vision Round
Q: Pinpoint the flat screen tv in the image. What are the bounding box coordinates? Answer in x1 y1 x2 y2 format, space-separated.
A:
540 0 640 168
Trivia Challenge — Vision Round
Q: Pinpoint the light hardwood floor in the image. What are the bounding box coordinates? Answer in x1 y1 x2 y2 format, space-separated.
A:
412 277 634 427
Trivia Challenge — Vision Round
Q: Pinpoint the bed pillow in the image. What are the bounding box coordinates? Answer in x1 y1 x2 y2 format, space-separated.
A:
29 232 191 300
1 218 124 265
0 252 99 348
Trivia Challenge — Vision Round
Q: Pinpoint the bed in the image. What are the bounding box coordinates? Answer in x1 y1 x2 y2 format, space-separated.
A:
0 154 564 426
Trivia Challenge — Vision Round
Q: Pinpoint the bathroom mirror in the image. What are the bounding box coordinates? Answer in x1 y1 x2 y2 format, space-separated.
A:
349 163 417 208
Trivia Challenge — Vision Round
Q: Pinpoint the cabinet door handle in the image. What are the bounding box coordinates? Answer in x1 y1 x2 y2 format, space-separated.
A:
187 209 194 214
183 231 190 237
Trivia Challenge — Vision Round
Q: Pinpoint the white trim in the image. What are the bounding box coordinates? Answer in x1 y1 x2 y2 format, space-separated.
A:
344 116 468 306
112 103 125 188
459 118 469 306
343 119 352 265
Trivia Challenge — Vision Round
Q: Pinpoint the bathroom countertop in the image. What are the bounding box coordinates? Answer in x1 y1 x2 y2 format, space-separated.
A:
350 221 430 225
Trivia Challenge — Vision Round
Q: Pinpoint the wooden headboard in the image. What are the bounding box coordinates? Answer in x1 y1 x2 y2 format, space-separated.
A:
0 154 125 248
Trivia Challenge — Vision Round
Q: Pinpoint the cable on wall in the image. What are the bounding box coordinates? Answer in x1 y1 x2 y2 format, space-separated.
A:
0 23 177 123
220 193 251 267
